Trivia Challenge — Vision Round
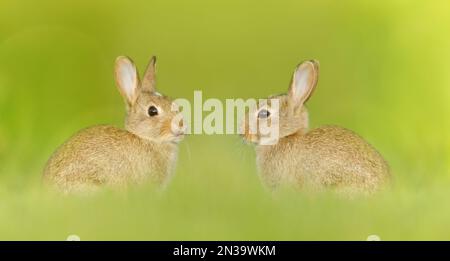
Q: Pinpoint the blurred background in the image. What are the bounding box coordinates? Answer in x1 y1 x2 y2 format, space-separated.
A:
0 0 449 240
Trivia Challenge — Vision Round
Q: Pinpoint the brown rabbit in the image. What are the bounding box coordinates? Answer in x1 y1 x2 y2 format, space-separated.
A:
242 60 390 196
43 56 185 194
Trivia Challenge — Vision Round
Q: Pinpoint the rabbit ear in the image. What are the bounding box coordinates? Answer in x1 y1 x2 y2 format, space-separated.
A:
288 60 319 107
115 56 140 106
141 56 157 93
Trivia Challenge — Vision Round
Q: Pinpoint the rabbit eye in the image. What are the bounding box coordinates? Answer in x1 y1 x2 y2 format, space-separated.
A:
148 106 159 117
258 109 271 119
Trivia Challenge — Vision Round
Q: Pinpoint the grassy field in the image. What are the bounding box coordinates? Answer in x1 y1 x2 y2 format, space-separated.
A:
0 0 449 240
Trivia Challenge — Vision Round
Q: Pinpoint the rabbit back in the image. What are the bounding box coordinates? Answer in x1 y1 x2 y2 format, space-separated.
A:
256 125 390 195
43 125 177 194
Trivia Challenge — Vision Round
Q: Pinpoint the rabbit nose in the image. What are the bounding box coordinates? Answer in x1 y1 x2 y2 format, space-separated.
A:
175 119 184 132
173 129 185 137
173 123 186 136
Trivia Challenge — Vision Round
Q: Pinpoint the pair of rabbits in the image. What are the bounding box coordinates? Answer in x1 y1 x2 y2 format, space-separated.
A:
43 56 390 195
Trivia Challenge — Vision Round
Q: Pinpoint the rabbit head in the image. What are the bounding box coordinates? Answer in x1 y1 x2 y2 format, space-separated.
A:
242 60 319 145
114 56 185 143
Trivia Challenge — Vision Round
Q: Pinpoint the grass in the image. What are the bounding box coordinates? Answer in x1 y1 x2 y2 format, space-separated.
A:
0 135 449 240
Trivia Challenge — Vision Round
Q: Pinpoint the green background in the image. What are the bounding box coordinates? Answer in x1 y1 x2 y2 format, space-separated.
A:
0 0 449 240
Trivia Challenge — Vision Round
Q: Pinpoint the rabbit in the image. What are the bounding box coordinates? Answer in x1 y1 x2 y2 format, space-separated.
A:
241 60 390 196
43 56 185 194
